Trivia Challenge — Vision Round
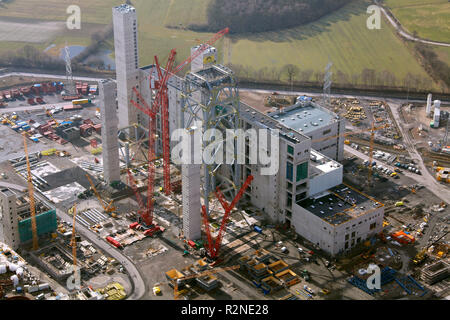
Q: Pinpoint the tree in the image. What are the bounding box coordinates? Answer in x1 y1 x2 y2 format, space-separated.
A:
282 64 299 90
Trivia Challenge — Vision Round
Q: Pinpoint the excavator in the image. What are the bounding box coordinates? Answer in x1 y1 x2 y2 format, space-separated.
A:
413 231 449 265
85 174 117 218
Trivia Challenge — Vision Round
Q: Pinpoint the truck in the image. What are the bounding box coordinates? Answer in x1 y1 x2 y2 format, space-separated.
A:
27 97 36 105
105 236 122 249
72 98 91 106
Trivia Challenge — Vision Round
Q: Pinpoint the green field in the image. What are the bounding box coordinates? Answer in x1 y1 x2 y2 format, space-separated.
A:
384 0 450 43
0 0 444 91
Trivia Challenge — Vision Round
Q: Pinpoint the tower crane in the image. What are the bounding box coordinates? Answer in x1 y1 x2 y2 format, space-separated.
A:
85 174 116 217
22 132 38 250
129 27 229 231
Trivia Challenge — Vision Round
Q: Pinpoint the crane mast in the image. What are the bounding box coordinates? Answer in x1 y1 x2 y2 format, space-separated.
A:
22 133 38 250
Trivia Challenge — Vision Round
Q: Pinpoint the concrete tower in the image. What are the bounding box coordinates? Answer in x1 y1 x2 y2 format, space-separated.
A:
0 188 20 250
433 100 441 128
426 93 433 117
99 79 120 183
113 4 140 130
191 45 218 73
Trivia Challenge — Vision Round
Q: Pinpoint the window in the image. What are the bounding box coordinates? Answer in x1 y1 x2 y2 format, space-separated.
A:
351 231 356 238
287 182 293 190
357 237 361 243
345 234 349 241
286 162 293 181
345 242 349 249
370 222 377 230
296 162 308 181
287 145 294 155
323 129 331 135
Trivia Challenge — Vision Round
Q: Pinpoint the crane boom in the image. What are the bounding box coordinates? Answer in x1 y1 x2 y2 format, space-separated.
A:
126 170 152 226
22 133 38 250
85 174 115 213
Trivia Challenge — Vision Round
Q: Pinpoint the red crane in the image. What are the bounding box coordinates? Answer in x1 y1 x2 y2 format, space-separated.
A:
201 175 254 259
129 27 229 229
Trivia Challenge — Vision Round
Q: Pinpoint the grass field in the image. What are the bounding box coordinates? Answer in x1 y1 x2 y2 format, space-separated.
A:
0 0 444 91
227 0 437 89
384 0 450 43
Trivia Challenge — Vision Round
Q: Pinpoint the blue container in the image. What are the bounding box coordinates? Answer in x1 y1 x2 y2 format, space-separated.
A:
254 226 263 234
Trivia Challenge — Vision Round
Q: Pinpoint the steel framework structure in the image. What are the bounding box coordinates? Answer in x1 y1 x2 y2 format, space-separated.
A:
180 64 242 216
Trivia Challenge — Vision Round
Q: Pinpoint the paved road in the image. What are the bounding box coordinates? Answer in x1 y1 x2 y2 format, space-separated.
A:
0 71 107 82
388 101 450 203
34 193 146 300
375 0 450 47
240 88 428 104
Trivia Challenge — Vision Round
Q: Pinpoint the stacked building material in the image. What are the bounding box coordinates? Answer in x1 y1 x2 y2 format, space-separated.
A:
275 269 300 287
195 274 219 291
421 260 449 285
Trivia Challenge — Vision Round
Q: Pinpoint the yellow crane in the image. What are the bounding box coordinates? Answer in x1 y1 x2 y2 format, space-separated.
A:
22 132 38 250
170 265 240 299
85 174 116 216
44 108 60 127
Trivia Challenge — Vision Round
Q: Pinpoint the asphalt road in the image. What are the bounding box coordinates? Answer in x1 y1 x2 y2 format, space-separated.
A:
375 0 450 47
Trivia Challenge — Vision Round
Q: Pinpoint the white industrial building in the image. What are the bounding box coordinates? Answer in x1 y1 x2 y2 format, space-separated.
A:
240 102 384 255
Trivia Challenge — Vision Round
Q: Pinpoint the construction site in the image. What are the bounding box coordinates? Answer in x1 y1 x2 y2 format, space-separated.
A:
0 3 448 301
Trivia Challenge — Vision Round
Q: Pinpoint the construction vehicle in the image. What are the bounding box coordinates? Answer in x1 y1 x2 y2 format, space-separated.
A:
391 230 415 245
44 108 60 127
126 170 164 236
413 231 449 265
167 265 240 299
436 167 450 183
201 175 254 259
301 269 310 281
23 132 39 250
85 174 117 217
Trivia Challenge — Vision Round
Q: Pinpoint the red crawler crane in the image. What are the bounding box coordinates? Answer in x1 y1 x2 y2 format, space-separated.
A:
129 27 229 228
201 175 254 259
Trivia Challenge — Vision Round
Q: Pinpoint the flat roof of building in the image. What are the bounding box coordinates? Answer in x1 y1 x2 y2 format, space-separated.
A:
114 4 136 13
270 102 337 135
310 149 342 177
298 184 383 226
240 102 309 144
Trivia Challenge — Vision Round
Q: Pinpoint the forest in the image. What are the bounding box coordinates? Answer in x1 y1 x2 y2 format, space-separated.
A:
190 0 351 33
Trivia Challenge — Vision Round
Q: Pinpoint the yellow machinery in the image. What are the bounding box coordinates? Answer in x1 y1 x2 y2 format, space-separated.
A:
22 132 39 250
170 265 240 299
85 174 116 216
44 108 60 127
436 167 450 183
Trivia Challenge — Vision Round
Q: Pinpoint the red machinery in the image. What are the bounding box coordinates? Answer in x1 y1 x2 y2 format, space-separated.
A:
201 175 254 259
129 27 229 231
